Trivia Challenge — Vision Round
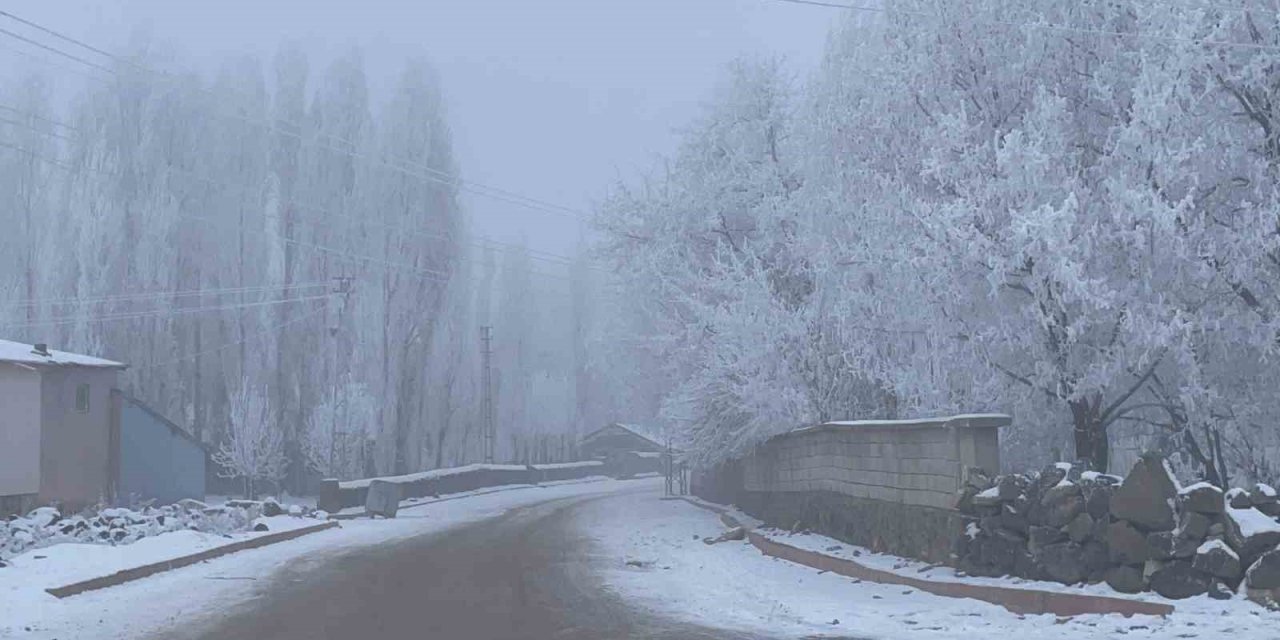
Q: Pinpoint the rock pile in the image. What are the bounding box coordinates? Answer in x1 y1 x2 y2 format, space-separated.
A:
1 499 320 562
955 452 1280 602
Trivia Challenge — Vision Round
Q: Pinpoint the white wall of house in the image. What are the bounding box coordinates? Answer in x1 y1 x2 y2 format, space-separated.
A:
0 363 42 498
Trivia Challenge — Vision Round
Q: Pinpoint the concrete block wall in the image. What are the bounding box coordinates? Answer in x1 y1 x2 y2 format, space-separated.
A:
703 414 1010 565
743 415 1007 511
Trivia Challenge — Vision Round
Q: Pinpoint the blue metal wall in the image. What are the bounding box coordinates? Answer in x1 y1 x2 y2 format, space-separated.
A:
118 398 205 505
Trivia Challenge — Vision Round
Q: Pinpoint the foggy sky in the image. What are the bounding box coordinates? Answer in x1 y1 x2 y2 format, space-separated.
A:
2 0 834 257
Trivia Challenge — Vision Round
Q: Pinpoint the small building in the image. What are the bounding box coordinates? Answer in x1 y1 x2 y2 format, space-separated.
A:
0 339 207 516
579 423 665 459
0 339 126 515
110 391 207 506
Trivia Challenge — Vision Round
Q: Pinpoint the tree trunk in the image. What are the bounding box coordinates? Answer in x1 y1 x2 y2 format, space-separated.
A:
1070 395 1109 472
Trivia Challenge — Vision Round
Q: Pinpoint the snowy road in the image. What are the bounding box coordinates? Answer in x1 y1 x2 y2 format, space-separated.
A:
176 483 769 640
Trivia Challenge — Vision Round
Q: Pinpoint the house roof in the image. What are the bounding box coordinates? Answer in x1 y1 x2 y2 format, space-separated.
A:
581 423 664 449
114 390 209 454
0 338 127 369
791 413 1012 436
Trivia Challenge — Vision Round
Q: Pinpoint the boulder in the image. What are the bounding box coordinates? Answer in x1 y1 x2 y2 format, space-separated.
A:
1083 483 1113 521
1146 531 1198 560
1037 464 1069 493
972 488 1003 510
1175 511 1211 542
1224 507 1280 565
1207 579 1234 601
1067 513 1095 544
1148 560 1212 599
1254 484 1280 517
1000 503 1029 534
252 522 269 532
1108 520 1149 565
364 479 402 518
1037 542 1088 585
261 499 284 517
1246 548 1280 590
1029 525 1068 550
1193 539 1242 581
1081 540 1110 582
1179 482 1224 515
996 475 1026 502
1040 483 1085 528
1227 488 1252 510
1104 565 1146 594
1110 452 1178 532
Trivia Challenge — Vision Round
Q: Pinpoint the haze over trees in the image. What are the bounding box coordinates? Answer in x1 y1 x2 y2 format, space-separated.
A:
596 0 1280 484
0 41 606 491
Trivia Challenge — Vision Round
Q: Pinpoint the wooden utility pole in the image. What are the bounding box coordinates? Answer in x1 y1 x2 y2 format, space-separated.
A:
480 326 495 463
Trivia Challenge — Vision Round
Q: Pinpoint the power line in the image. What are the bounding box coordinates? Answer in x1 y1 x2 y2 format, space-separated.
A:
1 281 331 310
0 100 607 276
0 12 593 220
0 292 335 331
141 304 329 371
762 0 1280 52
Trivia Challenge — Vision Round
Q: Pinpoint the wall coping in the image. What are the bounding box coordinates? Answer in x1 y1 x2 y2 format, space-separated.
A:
786 413 1011 436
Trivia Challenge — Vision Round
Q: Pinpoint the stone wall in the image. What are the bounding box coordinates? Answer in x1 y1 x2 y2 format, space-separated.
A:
954 452 1280 603
695 414 1011 565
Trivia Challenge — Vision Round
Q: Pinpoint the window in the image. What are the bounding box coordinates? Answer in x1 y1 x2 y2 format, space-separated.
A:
74 383 90 413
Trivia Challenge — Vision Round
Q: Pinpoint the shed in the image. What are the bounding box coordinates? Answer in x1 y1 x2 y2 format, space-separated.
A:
579 423 665 460
109 391 207 506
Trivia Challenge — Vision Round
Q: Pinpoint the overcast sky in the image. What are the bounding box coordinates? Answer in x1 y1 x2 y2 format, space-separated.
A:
3 0 836 257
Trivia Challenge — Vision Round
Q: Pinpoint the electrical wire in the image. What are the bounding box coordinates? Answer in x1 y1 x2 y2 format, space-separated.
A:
0 292 336 331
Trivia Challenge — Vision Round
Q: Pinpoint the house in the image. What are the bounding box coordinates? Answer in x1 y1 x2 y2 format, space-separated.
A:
579 423 665 459
110 391 207 506
0 339 207 516
0 339 126 515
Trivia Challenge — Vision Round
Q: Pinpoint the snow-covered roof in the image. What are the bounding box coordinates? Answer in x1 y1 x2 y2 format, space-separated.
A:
794 413 1011 434
0 338 126 369
581 423 665 447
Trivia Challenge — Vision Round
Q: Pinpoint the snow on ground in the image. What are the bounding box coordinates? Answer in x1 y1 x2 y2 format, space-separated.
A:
0 479 651 640
586 490 1280 640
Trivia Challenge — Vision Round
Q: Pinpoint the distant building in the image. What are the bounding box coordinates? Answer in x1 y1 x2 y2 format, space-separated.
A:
0 339 127 515
110 391 207 506
0 339 207 516
579 423 665 459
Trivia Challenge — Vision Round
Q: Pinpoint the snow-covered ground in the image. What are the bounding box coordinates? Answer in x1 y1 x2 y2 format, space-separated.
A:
0 479 650 640
586 490 1280 640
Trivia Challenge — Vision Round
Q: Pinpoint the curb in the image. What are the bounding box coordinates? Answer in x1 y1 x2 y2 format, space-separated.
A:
332 474 657 520
45 520 341 599
679 497 1174 619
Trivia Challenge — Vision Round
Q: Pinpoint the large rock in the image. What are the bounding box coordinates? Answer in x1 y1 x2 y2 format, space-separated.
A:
1194 539 1242 582
1110 452 1178 532
1083 483 1113 521
1067 512 1095 544
1105 565 1146 594
1224 507 1280 565
1108 520 1149 565
1227 488 1252 510
1148 560 1212 599
1176 511 1212 542
1040 483 1085 528
1179 482 1224 515
1000 503 1029 534
1029 525 1068 550
996 475 1026 502
1253 484 1280 517
1246 548 1280 590
1037 542 1088 585
364 479 402 518
261 499 284 517
1147 531 1198 560
1081 540 1110 582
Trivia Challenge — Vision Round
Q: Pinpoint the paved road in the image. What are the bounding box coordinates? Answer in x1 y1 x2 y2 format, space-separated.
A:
183 488 769 640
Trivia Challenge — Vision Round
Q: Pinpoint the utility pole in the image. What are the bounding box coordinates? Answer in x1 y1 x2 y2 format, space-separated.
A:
330 275 354 476
480 326 495 464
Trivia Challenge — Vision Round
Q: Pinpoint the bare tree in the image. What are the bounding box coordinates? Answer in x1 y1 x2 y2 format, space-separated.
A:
213 384 287 498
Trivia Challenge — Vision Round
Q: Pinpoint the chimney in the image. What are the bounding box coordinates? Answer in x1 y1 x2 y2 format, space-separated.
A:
32 343 50 357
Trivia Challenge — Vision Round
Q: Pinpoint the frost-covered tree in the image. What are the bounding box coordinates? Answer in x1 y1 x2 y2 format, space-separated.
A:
303 376 377 480
213 384 286 498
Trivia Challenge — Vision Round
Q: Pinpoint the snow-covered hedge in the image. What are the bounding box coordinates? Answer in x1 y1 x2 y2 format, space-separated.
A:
0 499 291 562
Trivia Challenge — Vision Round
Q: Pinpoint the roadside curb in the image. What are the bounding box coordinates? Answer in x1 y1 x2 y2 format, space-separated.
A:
678 497 1175 619
44 520 341 599
332 474 660 520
